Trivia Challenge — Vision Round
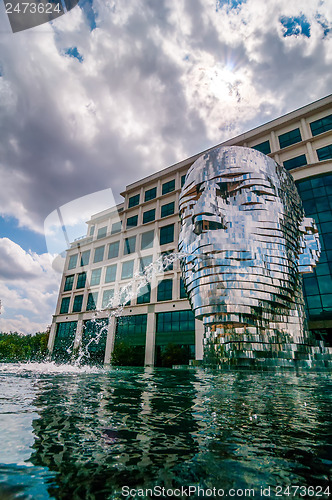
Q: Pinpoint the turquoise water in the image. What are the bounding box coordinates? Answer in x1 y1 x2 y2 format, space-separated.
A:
0 363 331 499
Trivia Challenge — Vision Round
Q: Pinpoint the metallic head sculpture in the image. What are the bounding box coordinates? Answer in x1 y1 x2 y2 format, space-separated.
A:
179 146 321 360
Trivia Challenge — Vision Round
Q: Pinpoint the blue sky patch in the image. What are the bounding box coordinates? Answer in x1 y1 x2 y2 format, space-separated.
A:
280 14 311 38
65 47 84 62
79 0 97 31
216 0 246 12
316 14 330 38
0 216 47 254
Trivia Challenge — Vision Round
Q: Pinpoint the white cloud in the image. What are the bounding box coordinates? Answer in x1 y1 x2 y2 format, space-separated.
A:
0 239 61 334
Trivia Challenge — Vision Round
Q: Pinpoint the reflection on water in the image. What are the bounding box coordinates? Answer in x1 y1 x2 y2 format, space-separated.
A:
0 363 331 499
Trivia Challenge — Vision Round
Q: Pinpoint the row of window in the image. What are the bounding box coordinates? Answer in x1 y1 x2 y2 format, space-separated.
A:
253 144 332 173
252 113 332 155
68 224 175 270
127 176 187 209
126 201 176 229
60 277 188 314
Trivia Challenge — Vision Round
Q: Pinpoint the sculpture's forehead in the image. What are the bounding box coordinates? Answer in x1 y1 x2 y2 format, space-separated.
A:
184 147 279 187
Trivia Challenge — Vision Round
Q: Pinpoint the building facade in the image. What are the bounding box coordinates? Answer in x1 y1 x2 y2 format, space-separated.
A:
48 94 332 365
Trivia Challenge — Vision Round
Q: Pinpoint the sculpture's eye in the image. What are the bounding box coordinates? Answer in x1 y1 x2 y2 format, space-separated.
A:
216 182 228 198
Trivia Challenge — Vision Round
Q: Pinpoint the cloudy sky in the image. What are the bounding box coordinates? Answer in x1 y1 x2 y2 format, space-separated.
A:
0 0 331 334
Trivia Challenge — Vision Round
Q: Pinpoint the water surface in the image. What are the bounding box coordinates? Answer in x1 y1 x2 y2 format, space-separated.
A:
0 363 331 499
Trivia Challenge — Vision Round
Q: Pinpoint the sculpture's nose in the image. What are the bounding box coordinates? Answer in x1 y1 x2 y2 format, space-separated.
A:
192 182 227 234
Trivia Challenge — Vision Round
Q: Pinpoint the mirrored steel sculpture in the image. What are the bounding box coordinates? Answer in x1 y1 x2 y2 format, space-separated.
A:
179 146 332 368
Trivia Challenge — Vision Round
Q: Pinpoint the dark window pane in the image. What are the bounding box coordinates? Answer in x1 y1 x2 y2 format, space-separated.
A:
160 224 174 245
128 194 140 208
162 179 175 195
180 278 187 299
143 209 155 224
317 144 332 161
124 236 136 255
310 114 332 136
87 292 98 311
94 246 105 263
278 128 302 149
68 254 78 270
252 140 271 155
144 187 157 202
80 250 90 266
137 284 151 304
283 154 307 171
181 175 186 187
161 201 175 218
157 279 173 301
73 295 83 313
60 297 70 314
64 275 74 291
76 272 87 289
127 215 138 228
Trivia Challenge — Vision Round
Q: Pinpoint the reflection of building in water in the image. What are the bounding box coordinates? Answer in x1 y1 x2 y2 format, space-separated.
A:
48 95 332 366
29 370 200 497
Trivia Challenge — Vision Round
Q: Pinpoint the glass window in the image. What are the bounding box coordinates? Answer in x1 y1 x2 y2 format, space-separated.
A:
102 289 114 309
283 154 307 171
140 255 153 273
68 254 78 270
160 224 174 245
137 284 151 304
310 114 332 136
105 264 117 283
124 236 136 255
143 208 155 224
72 295 83 313
161 201 175 218
141 230 154 250
89 225 95 236
156 310 195 334
144 187 157 202
94 246 105 263
97 226 107 239
252 140 271 155
127 215 138 228
86 292 98 311
162 179 175 195
278 128 302 149
80 250 90 267
157 279 173 301
108 241 120 259
90 268 102 286
128 194 140 208
53 322 77 361
121 260 134 279
64 275 74 291
317 144 332 161
60 297 70 314
119 287 131 306
181 175 186 187
161 251 174 271
180 278 187 299
111 221 122 234
76 272 87 289
116 314 147 345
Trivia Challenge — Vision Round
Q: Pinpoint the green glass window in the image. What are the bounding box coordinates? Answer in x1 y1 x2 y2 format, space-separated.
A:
76 272 87 289
317 144 332 161
156 310 195 345
310 114 332 136
89 225 95 236
144 187 157 202
121 260 134 280
139 255 153 273
90 268 102 286
97 226 107 239
116 314 147 345
80 250 90 267
119 287 131 306
127 215 138 228
60 297 70 314
108 241 120 259
87 292 98 311
68 254 78 270
278 128 302 149
72 295 83 313
128 194 140 208
64 275 74 291
160 224 174 245
141 230 154 250
180 278 187 299
252 140 271 155
111 221 122 234
143 209 155 224
105 264 117 283
283 154 307 171
162 179 175 195
157 279 173 301
82 319 108 364
53 321 77 361
102 289 114 309
137 284 151 304
93 246 105 263
181 175 186 187
161 201 175 218
124 236 136 255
